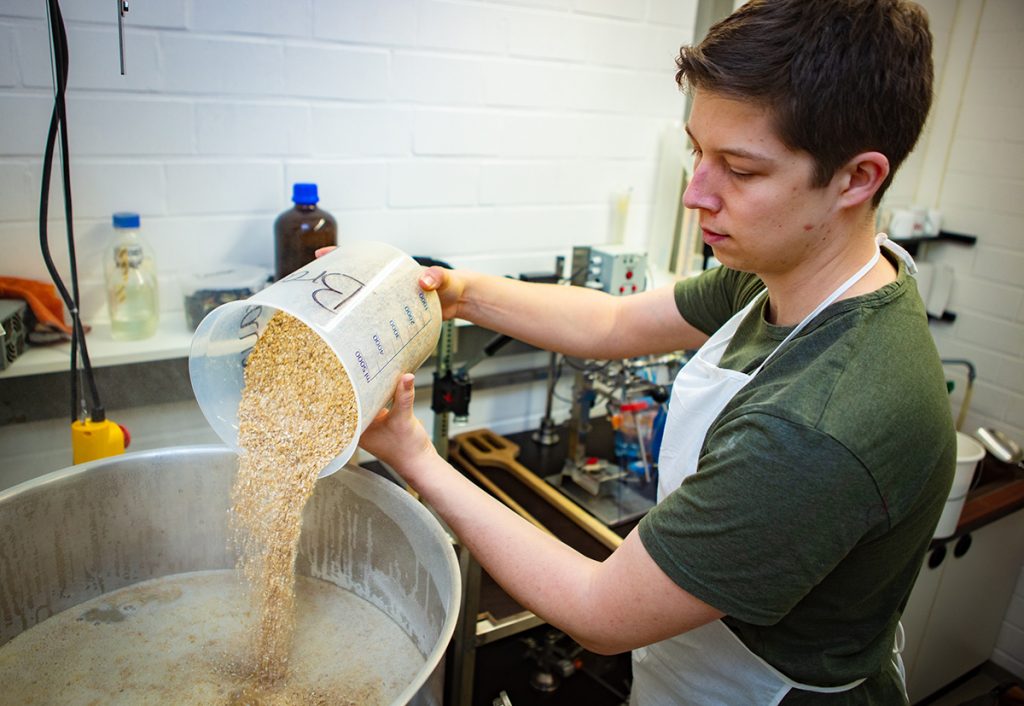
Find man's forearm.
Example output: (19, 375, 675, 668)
(455, 272, 625, 358)
(399, 449, 620, 645)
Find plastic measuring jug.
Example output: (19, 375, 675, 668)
(188, 240, 441, 476)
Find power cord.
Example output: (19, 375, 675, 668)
(40, 0, 105, 424)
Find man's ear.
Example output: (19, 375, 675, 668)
(836, 151, 890, 209)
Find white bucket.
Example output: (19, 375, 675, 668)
(188, 241, 441, 477)
(932, 431, 986, 539)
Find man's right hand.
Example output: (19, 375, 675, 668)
(419, 265, 465, 321)
(317, 246, 465, 322)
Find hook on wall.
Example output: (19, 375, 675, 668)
(116, 0, 128, 75)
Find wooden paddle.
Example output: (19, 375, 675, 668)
(450, 440, 554, 537)
(453, 429, 623, 550)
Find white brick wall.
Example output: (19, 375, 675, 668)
(911, 0, 1024, 445)
(1, 0, 695, 301)
(899, 0, 1024, 678)
(0, 0, 695, 478)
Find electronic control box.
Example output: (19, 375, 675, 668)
(589, 245, 647, 296)
(0, 298, 27, 370)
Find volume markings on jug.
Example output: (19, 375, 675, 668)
(357, 303, 435, 384)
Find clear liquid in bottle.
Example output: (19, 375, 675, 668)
(105, 212, 159, 340)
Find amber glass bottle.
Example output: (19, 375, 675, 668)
(273, 183, 337, 280)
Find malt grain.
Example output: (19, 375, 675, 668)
(232, 311, 358, 687)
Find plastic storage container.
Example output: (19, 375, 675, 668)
(104, 212, 158, 340)
(189, 241, 440, 477)
(180, 265, 270, 331)
(274, 183, 337, 281)
(613, 399, 658, 478)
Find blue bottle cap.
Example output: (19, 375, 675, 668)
(292, 183, 319, 205)
(112, 212, 140, 228)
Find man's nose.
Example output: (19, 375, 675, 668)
(683, 164, 720, 213)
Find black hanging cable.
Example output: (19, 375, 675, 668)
(40, 0, 104, 423)
(54, 2, 98, 421)
(51, 0, 83, 419)
(41, 0, 80, 421)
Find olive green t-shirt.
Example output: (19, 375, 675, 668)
(637, 256, 956, 704)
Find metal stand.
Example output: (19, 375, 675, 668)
(546, 364, 657, 527)
(563, 369, 594, 470)
(425, 317, 480, 706)
(532, 351, 560, 446)
(547, 473, 654, 527)
(432, 319, 456, 460)
(447, 543, 482, 706)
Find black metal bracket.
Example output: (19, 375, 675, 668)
(893, 229, 978, 325)
(431, 370, 471, 417)
(891, 229, 978, 254)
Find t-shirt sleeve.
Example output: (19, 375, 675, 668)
(638, 411, 886, 626)
(674, 266, 765, 336)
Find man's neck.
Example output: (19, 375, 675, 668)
(759, 222, 896, 326)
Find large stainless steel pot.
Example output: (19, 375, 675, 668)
(0, 445, 460, 705)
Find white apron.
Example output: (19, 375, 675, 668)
(635, 234, 914, 705)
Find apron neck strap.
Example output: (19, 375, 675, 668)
(754, 234, 897, 374)
(878, 233, 918, 274)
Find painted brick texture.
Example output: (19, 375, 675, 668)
(1, 0, 694, 306)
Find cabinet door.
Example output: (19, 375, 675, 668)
(901, 547, 945, 682)
(907, 511, 1024, 702)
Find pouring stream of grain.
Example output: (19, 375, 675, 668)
(233, 311, 358, 686)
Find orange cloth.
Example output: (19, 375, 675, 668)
(0, 277, 73, 334)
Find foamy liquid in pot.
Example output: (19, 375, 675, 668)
(0, 570, 423, 705)
(0, 313, 422, 703)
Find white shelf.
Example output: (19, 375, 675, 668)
(1, 313, 194, 379)
(1, 266, 688, 381)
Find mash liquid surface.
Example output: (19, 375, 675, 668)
(0, 570, 424, 705)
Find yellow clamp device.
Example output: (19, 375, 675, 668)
(71, 417, 130, 464)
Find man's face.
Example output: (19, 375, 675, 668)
(683, 89, 842, 277)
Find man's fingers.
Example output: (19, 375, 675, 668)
(419, 266, 445, 291)
(315, 246, 337, 258)
(395, 373, 416, 410)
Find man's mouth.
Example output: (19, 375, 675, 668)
(702, 228, 728, 245)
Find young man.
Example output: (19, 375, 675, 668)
(358, 1, 955, 702)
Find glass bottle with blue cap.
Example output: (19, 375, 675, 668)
(274, 183, 337, 281)
(104, 211, 158, 340)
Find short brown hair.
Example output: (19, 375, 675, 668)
(676, 0, 933, 206)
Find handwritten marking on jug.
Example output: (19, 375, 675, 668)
(280, 268, 367, 314)
(236, 304, 264, 363)
(239, 305, 262, 338)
